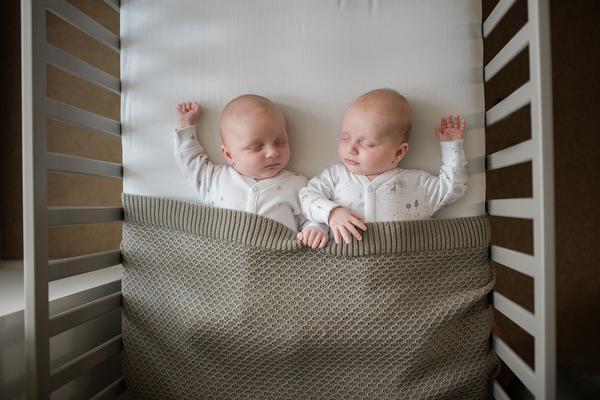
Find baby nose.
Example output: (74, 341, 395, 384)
(265, 147, 279, 158)
(348, 143, 358, 155)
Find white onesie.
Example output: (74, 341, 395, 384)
(174, 126, 315, 232)
(300, 140, 467, 227)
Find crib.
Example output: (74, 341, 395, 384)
(15, 0, 557, 398)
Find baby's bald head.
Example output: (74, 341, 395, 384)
(220, 94, 284, 144)
(350, 88, 412, 143)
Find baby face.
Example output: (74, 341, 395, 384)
(338, 104, 409, 179)
(221, 108, 290, 180)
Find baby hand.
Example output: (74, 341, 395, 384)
(297, 227, 328, 249)
(328, 207, 367, 245)
(177, 101, 202, 130)
(435, 113, 465, 141)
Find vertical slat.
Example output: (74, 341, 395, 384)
(493, 335, 537, 394)
(46, 0, 120, 52)
(487, 198, 534, 219)
(90, 377, 126, 400)
(22, 0, 50, 398)
(103, 0, 120, 14)
(493, 292, 537, 336)
(490, 245, 536, 278)
(486, 81, 531, 126)
(483, 0, 517, 38)
(493, 381, 511, 400)
(484, 23, 530, 82)
(528, 0, 556, 398)
(486, 139, 533, 170)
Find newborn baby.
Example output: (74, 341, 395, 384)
(299, 88, 467, 246)
(174, 95, 323, 236)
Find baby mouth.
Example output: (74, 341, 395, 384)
(344, 159, 359, 166)
(265, 163, 281, 168)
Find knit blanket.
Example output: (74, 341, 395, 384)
(121, 194, 497, 399)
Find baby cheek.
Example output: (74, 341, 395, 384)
(337, 143, 346, 158)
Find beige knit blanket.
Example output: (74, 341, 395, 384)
(121, 194, 497, 399)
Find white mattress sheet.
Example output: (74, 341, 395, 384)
(121, 0, 485, 218)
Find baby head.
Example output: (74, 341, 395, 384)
(339, 88, 412, 179)
(220, 94, 290, 180)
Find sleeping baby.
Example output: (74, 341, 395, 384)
(174, 95, 323, 241)
(298, 88, 467, 246)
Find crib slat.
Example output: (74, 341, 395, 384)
(45, 43, 120, 94)
(49, 334, 122, 392)
(102, 0, 120, 14)
(483, 0, 517, 38)
(46, 98, 121, 137)
(493, 381, 511, 400)
(485, 23, 529, 82)
(491, 245, 536, 278)
(47, 152, 123, 179)
(488, 198, 533, 219)
(493, 292, 536, 336)
(90, 377, 126, 400)
(48, 206, 123, 226)
(48, 292, 122, 336)
(46, 0, 120, 52)
(486, 139, 533, 171)
(486, 81, 531, 126)
(49, 250, 122, 281)
(493, 335, 537, 396)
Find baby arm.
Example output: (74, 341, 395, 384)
(421, 114, 468, 214)
(174, 102, 218, 197)
(299, 169, 366, 245)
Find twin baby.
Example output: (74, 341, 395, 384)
(174, 89, 467, 248)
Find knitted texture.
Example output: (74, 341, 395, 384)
(121, 194, 498, 399)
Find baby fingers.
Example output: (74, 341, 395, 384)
(338, 226, 352, 244)
(350, 216, 367, 231)
(345, 222, 362, 241)
(318, 234, 328, 248)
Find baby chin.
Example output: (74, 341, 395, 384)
(254, 164, 285, 180)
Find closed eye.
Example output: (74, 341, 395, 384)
(274, 138, 288, 147)
(246, 144, 263, 151)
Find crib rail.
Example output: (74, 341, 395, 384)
(22, 0, 125, 398)
(45, 43, 120, 94)
(46, 0, 120, 52)
(49, 250, 122, 281)
(483, 0, 555, 399)
(46, 98, 121, 136)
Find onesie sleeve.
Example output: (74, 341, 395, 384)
(173, 126, 218, 200)
(419, 139, 468, 215)
(299, 167, 341, 225)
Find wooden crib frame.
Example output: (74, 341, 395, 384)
(20, 0, 555, 398)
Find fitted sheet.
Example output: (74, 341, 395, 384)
(121, 0, 485, 218)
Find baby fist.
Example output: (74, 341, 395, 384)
(177, 101, 202, 130)
(435, 113, 465, 141)
(297, 227, 328, 249)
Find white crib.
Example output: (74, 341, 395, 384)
(16, 0, 555, 398)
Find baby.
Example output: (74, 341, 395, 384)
(298, 88, 467, 246)
(174, 95, 324, 241)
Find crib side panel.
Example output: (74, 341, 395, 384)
(21, 0, 127, 399)
(482, 0, 555, 398)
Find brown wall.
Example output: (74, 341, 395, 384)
(550, 0, 600, 375)
(0, 0, 23, 259)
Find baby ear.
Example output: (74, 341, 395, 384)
(220, 144, 234, 165)
(395, 142, 410, 162)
